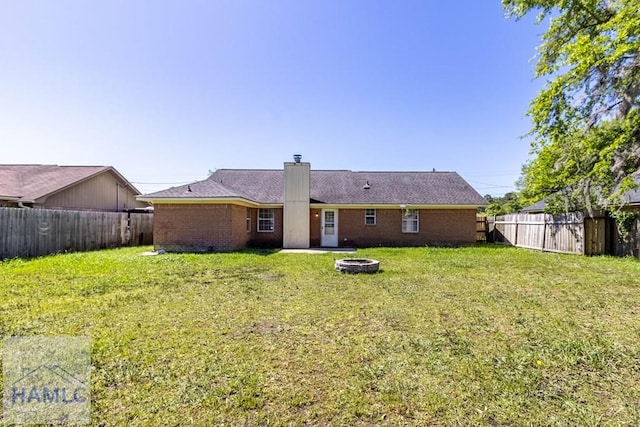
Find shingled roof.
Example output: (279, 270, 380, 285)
(0, 165, 141, 202)
(141, 169, 487, 206)
(521, 184, 640, 213)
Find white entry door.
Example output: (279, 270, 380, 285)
(321, 209, 338, 247)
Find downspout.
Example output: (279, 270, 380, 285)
(116, 183, 120, 212)
(17, 201, 32, 209)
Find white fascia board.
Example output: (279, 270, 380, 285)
(136, 197, 262, 207)
(254, 204, 284, 208)
(308, 203, 482, 209)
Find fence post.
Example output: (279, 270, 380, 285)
(484, 216, 488, 242)
(582, 215, 587, 255)
(541, 215, 547, 251)
(493, 216, 497, 243)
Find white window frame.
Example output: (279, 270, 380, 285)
(258, 208, 275, 232)
(246, 208, 252, 233)
(402, 209, 419, 233)
(364, 208, 376, 225)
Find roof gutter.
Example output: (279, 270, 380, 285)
(0, 196, 32, 208)
(136, 197, 262, 207)
(309, 203, 486, 209)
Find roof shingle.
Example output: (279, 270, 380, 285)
(142, 169, 487, 206)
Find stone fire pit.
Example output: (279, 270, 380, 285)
(335, 258, 380, 274)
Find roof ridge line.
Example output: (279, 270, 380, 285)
(350, 170, 456, 173)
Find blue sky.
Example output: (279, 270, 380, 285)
(1, 1, 545, 196)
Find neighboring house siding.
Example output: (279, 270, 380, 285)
(321, 208, 477, 247)
(42, 172, 147, 211)
(154, 204, 241, 252)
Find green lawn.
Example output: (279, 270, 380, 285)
(1, 245, 639, 426)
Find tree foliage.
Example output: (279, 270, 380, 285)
(482, 192, 523, 215)
(504, 0, 640, 214)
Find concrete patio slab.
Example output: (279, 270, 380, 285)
(279, 248, 356, 254)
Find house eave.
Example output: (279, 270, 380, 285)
(137, 197, 263, 207)
(309, 203, 484, 209)
(138, 198, 484, 210)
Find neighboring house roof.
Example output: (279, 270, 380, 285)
(521, 182, 640, 213)
(0, 165, 142, 203)
(622, 186, 640, 205)
(141, 169, 487, 206)
(520, 199, 548, 213)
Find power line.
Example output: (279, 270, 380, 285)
(463, 170, 521, 176)
(467, 179, 514, 188)
(131, 181, 192, 185)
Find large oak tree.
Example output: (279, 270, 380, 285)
(504, 0, 640, 215)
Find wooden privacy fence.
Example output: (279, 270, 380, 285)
(486, 213, 606, 256)
(476, 214, 487, 242)
(0, 208, 153, 259)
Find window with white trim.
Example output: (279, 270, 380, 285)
(402, 209, 419, 233)
(258, 208, 274, 232)
(365, 208, 376, 225)
(246, 208, 252, 233)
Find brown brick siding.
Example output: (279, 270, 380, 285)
(421, 209, 477, 243)
(230, 205, 252, 250)
(248, 208, 284, 248)
(155, 204, 475, 252)
(310, 210, 322, 247)
(154, 204, 247, 252)
(320, 208, 477, 247)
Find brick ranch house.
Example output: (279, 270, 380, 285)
(138, 157, 487, 252)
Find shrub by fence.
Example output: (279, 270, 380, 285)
(0, 208, 153, 259)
